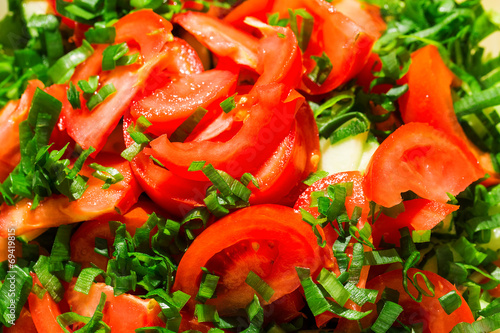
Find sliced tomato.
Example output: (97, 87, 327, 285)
(361, 268, 474, 332)
(173, 204, 333, 316)
(174, 11, 260, 69)
(398, 44, 499, 186)
(364, 122, 484, 208)
(371, 199, 459, 247)
(131, 69, 238, 136)
(70, 198, 160, 270)
(62, 10, 174, 155)
(3, 307, 37, 333)
(0, 154, 142, 237)
(148, 83, 303, 181)
(65, 280, 163, 332)
(28, 275, 68, 333)
(329, 0, 386, 39)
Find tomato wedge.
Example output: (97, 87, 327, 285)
(65, 280, 163, 332)
(3, 307, 37, 333)
(62, 10, 174, 155)
(371, 199, 459, 247)
(28, 275, 67, 333)
(131, 69, 238, 136)
(361, 268, 474, 332)
(398, 44, 499, 185)
(0, 154, 142, 237)
(173, 204, 333, 316)
(364, 122, 484, 207)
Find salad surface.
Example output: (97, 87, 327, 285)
(0, 0, 500, 332)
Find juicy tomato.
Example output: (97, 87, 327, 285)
(0, 154, 142, 237)
(224, 0, 376, 94)
(174, 11, 260, 69)
(361, 268, 474, 332)
(131, 69, 238, 136)
(3, 307, 37, 333)
(70, 199, 161, 270)
(173, 204, 333, 317)
(62, 10, 174, 155)
(329, 0, 386, 38)
(398, 44, 500, 186)
(371, 199, 459, 247)
(148, 83, 303, 181)
(65, 280, 163, 332)
(28, 275, 68, 333)
(364, 122, 484, 208)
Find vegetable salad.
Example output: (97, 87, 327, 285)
(0, 0, 500, 332)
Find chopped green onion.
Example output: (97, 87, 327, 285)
(94, 237, 109, 258)
(371, 301, 403, 333)
(344, 282, 378, 306)
(33, 255, 65, 303)
(245, 271, 275, 302)
(102, 42, 129, 71)
(439, 291, 462, 315)
(308, 52, 332, 85)
(49, 225, 73, 272)
(287, 8, 314, 52)
(89, 162, 123, 189)
(0, 266, 32, 327)
(317, 268, 350, 307)
(348, 243, 364, 284)
(303, 170, 329, 186)
(67, 82, 81, 109)
(170, 107, 208, 142)
(220, 94, 237, 113)
(48, 40, 94, 84)
(296, 267, 330, 316)
(195, 304, 220, 323)
(196, 271, 219, 303)
(87, 83, 116, 111)
(74, 268, 104, 295)
(240, 173, 259, 188)
(364, 249, 403, 266)
(85, 26, 116, 44)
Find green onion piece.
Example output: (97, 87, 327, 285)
(188, 160, 206, 172)
(317, 268, 350, 307)
(196, 271, 219, 303)
(87, 83, 116, 111)
(116, 53, 139, 67)
(303, 170, 329, 186)
(48, 40, 94, 84)
(296, 267, 330, 316)
(288, 8, 314, 52)
(204, 191, 230, 217)
(220, 94, 237, 113)
(412, 230, 431, 243)
(201, 164, 232, 197)
(326, 299, 372, 320)
(121, 142, 147, 162)
(170, 107, 208, 143)
(451, 313, 500, 333)
(348, 243, 365, 284)
(308, 52, 332, 85)
(27, 88, 63, 144)
(371, 301, 403, 333)
(0, 266, 32, 326)
(94, 237, 109, 258)
(245, 271, 275, 302)
(49, 225, 73, 272)
(74, 268, 104, 295)
(67, 82, 81, 109)
(102, 42, 129, 71)
(195, 304, 220, 323)
(89, 162, 123, 189)
(240, 173, 259, 188)
(78, 75, 99, 96)
(33, 255, 65, 303)
(245, 294, 265, 332)
(364, 249, 403, 266)
(454, 86, 500, 116)
(85, 26, 116, 44)
(135, 328, 176, 333)
(344, 282, 378, 306)
(453, 236, 487, 266)
(439, 291, 462, 315)
(267, 12, 289, 27)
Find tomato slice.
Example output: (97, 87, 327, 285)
(371, 199, 459, 247)
(62, 10, 174, 155)
(3, 307, 37, 333)
(148, 83, 303, 181)
(131, 69, 238, 136)
(173, 204, 333, 317)
(28, 275, 67, 333)
(174, 11, 260, 69)
(0, 154, 142, 237)
(65, 280, 163, 332)
(329, 0, 386, 39)
(364, 122, 484, 207)
(361, 268, 474, 332)
(398, 44, 499, 186)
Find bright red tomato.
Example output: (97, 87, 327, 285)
(398, 44, 500, 186)
(361, 268, 474, 332)
(0, 154, 142, 237)
(371, 199, 459, 247)
(364, 122, 484, 208)
(3, 308, 37, 333)
(65, 280, 163, 332)
(62, 10, 174, 155)
(173, 204, 333, 317)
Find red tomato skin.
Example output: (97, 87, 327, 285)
(0, 154, 142, 237)
(131, 69, 238, 136)
(362, 268, 474, 333)
(3, 307, 37, 333)
(28, 275, 67, 333)
(174, 11, 260, 69)
(65, 280, 163, 332)
(364, 122, 484, 208)
(398, 44, 500, 186)
(173, 204, 333, 317)
(371, 199, 459, 247)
